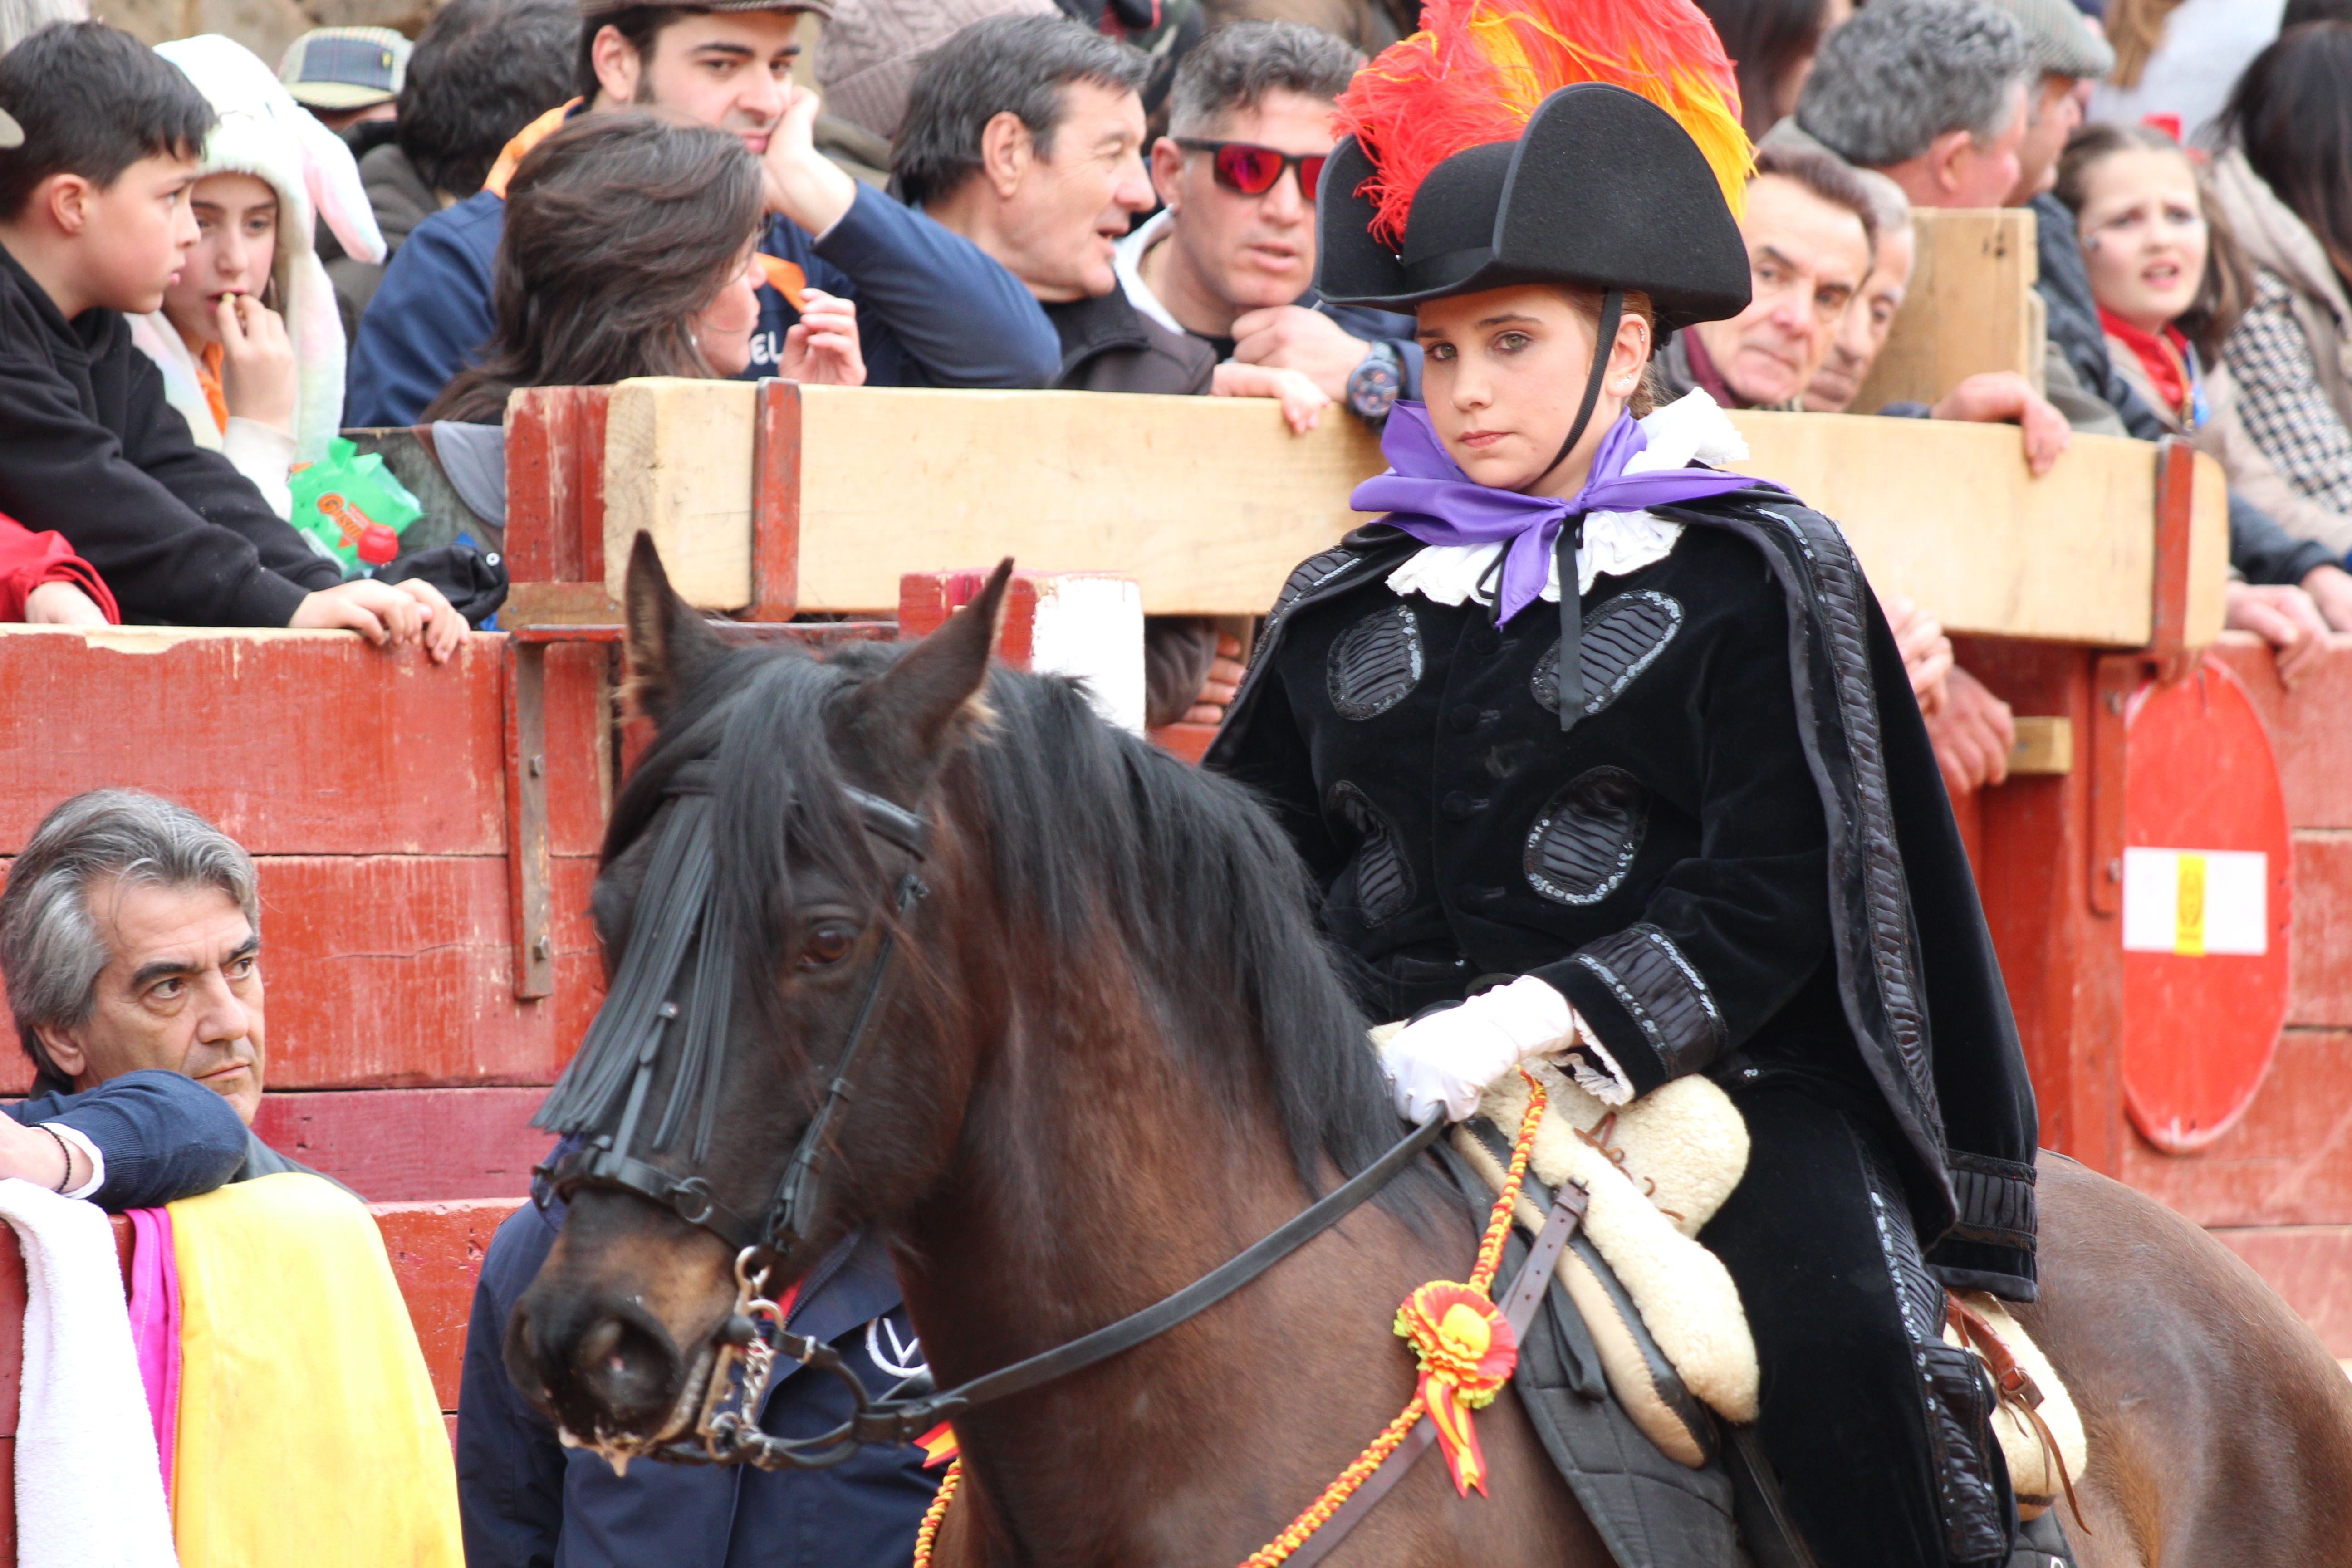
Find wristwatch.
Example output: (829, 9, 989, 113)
(1346, 340, 1404, 421)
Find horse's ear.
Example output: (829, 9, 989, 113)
(852, 559, 1011, 775)
(622, 531, 729, 730)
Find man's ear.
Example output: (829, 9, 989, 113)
(31, 1024, 88, 1088)
(843, 560, 1012, 789)
(622, 532, 730, 729)
(980, 111, 1033, 198)
(1148, 137, 1186, 210)
(1924, 127, 1975, 199)
(589, 24, 642, 108)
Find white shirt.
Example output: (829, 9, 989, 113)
(1382, 388, 1752, 606)
(1112, 210, 1191, 340)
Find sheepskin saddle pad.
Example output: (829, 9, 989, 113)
(1446, 1060, 2087, 1516)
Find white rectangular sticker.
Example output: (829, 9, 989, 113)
(2121, 848, 2268, 956)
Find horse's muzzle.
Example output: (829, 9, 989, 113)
(504, 1284, 700, 1445)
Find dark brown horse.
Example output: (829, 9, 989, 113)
(507, 539, 2352, 1567)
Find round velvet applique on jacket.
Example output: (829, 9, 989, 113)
(1326, 779, 1415, 925)
(1523, 767, 1651, 906)
(1531, 590, 1684, 718)
(1326, 603, 1424, 719)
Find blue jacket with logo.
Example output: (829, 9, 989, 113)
(457, 1198, 937, 1568)
(348, 180, 1059, 428)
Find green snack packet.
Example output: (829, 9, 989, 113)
(287, 437, 424, 572)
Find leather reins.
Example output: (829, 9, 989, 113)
(538, 757, 930, 1260)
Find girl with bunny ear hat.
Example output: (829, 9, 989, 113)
(129, 34, 384, 519)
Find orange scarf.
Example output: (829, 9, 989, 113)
(194, 340, 229, 435)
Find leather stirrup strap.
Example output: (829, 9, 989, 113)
(1280, 1179, 1591, 1568)
(1544, 287, 1624, 727)
(1944, 1292, 2091, 1534)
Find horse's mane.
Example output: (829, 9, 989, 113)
(605, 640, 1411, 1200)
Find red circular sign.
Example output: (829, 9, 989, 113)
(2120, 657, 2293, 1154)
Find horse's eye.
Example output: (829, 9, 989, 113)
(799, 923, 857, 969)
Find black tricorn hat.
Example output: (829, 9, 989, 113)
(1315, 82, 1751, 329)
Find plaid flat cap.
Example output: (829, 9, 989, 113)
(279, 26, 412, 109)
(1986, 0, 2116, 80)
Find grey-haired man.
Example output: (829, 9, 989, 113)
(0, 789, 323, 1188)
(1794, 0, 2033, 210)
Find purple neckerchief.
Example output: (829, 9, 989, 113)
(1350, 402, 1780, 625)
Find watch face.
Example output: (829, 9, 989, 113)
(1348, 358, 1403, 419)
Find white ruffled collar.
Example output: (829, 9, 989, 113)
(1384, 390, 1749, 608)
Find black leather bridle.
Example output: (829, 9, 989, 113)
(535, 755, 931, 1260)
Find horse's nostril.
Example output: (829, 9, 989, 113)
(580, 1317, 628, 1375)
(570, 1312, 682, 1422)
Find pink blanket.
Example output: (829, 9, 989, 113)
(125, 1206, 181, 1500)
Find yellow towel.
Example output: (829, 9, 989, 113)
(171, 1173, 463, 1568)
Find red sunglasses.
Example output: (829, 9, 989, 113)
(1176, 138, 1328, 201)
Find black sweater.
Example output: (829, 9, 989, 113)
(0, 242, 341, 625)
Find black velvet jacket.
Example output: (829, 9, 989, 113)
(1206, 490, 2040, 1298)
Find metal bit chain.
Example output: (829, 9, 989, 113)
(698, 1248, 797, 1463)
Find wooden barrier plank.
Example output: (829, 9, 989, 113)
(599, 382, 2225, 648)
(2292, 831, 2352, 1030)
(253, 1088, 552, 1201)
(506, 387, 615, 625)
(0, 629, 609, 860)
(376, 1197, 527, 1410)
(2117, 1027, 2352, 1228)
(606, 382, 1385, 616)
(1950, 638, 2126, 1172)
(255, 855, 601, 1090)
(604, 379, 764, 609)
(1727, 415, 2227, 648)
(0, 627, 511, 855)
(1851, 209, 2044, 414)
(2209, 1225, 2352, 1359)
(0, 855, 603, 1097)
(2210, 635, 2352, 829)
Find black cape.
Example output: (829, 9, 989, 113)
(1206, 489, 2038, 1298)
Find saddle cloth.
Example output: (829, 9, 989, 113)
(1450, 1059, 2087, 1516)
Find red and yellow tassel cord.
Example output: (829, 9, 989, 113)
(1237, 1070, 1548, 1563)
(911, 1457, 962, 1568)
(907, 1072, 1549, 1568)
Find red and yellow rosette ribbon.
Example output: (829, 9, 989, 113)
(1393, 1280, 1519, 1495)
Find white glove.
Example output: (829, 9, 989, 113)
(1378, 975, 1580, 1124)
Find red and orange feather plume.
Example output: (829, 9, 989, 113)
(1335, 0, 1753, 248)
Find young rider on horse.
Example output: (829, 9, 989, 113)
(1207, 4, 2043, 1564)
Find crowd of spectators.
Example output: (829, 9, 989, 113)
(0, 0, 2345, 723)
(4, 0, 2352, 1561)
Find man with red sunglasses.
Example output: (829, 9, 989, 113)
(1115, 20, 1421, 423)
